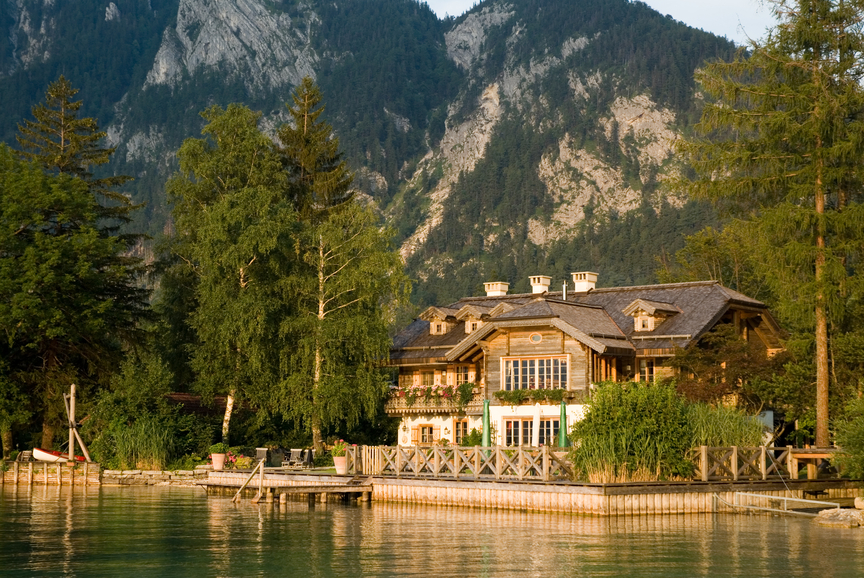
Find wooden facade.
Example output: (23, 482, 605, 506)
(386, 276, 785, 445)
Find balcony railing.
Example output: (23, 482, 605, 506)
(384, 392, 486, 414)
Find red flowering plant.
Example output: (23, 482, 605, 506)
(331, 439, 349, 457)
(399, 382, 476, 409)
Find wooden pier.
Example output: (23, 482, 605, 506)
(196, 469, 860, 516)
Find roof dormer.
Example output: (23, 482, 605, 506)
(622, 299, 680, 332)
(455, 305, 491, 334)
(419, 306, 459, 335)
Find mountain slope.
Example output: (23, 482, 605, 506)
(0, 0, 734, 304)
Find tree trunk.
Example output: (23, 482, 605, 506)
(41, 420, 56, 450)
(814, 140, 829, 448)
(1, 428, 12, 460)
(311, 233, 326, 455)
(222, 388, 236, 446)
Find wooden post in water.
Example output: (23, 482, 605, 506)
(761, 446, 767, 480)
(67, 383, 76, 464)
(28, 462, 33, 486)
(732, 446, 739, 481)
(13, 461, 19, 485)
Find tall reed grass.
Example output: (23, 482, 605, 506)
(113, 416, 174, 470)
(569, 382, 767, 483)
(687, 403, 765, 447)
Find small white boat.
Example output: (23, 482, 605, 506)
(32, 448, 86, 463)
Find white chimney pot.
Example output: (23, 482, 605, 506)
(530, 275, 552, 294)
(484, 281, 509, 297)
(571, 271, 598, 292)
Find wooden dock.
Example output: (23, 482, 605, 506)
(197, 470, 860, 515)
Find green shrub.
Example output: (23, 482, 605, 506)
(209, 442, 229, 454)
(834, 397, 864, 479)
(460, 428, 484, 446)
(568, 381, 694, 482)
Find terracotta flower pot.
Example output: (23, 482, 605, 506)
(211, 453, 227, 471)
(333, 455, 348, 475)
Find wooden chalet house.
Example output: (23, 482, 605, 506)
(386, 272, 784, 447)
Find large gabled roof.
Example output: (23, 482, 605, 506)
(568, 280, 768, 350)
(445, 298, 633, 361)
(390, 280, 780, 363)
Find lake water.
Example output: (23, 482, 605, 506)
(2, 485, 863, 577)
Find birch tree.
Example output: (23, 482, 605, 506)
(278, 201, 409, 452)
(167, 104, 295, 445)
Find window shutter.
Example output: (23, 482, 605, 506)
(411, 427, 419, 444)
(433, 426, 441, 441)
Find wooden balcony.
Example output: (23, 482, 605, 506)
(384, 392, 486, 415)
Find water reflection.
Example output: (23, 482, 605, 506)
(3, 486, 864, 578)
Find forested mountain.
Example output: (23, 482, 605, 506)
(0, 0, 736, 305)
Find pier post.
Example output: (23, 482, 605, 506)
(28, 462, 33, 486)
(732, 446, 739, 481)
(13, 461, 19, 485)
(700, 446, 708, 482)
(761, 446, 767, 480)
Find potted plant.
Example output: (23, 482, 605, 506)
(331, 440, 349, 475)
(209, 443, 229, 471)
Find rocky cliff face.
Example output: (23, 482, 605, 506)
(145, 0, 318, 91)
(0, 0, 735, 303)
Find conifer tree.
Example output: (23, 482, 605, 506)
(676, 0, 864, 446)
(0, 145, 148, 449)
(17, 75, 137, 231)
(277, 77, 354, 221)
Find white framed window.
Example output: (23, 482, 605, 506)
(454, 419, 468, 445)
(503, 356, 568, 390)
(538, 418, 561, 446)
(505, 419, 533, 446)
(638, 359, 654, 382)
(455, 365, 470, 385)
(420, 371, 434, 387)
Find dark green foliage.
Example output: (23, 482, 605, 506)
(16, 76, 138, 232)
(313, 0, 462, 202)
(568, 381, 694, 481)
(167, 103, 295, 444)
(674, 0, 864, 446)
(834, 397, 864, 479)
(276, 200, 410, 451)
(277, 77, 354, 221)
(0, 0, 178, 144)
(669, 323, 788, 406)
(0, 143, 148, 447)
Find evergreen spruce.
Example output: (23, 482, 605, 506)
(277, 77, 354, 222)
(16, 75, 137, 232)
(676, 0, 864, 446)
(0, 144, 148, 449)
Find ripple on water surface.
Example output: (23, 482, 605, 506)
(2, 486, 863, 577)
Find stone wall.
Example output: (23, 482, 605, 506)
(101, 468, 208, 486)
